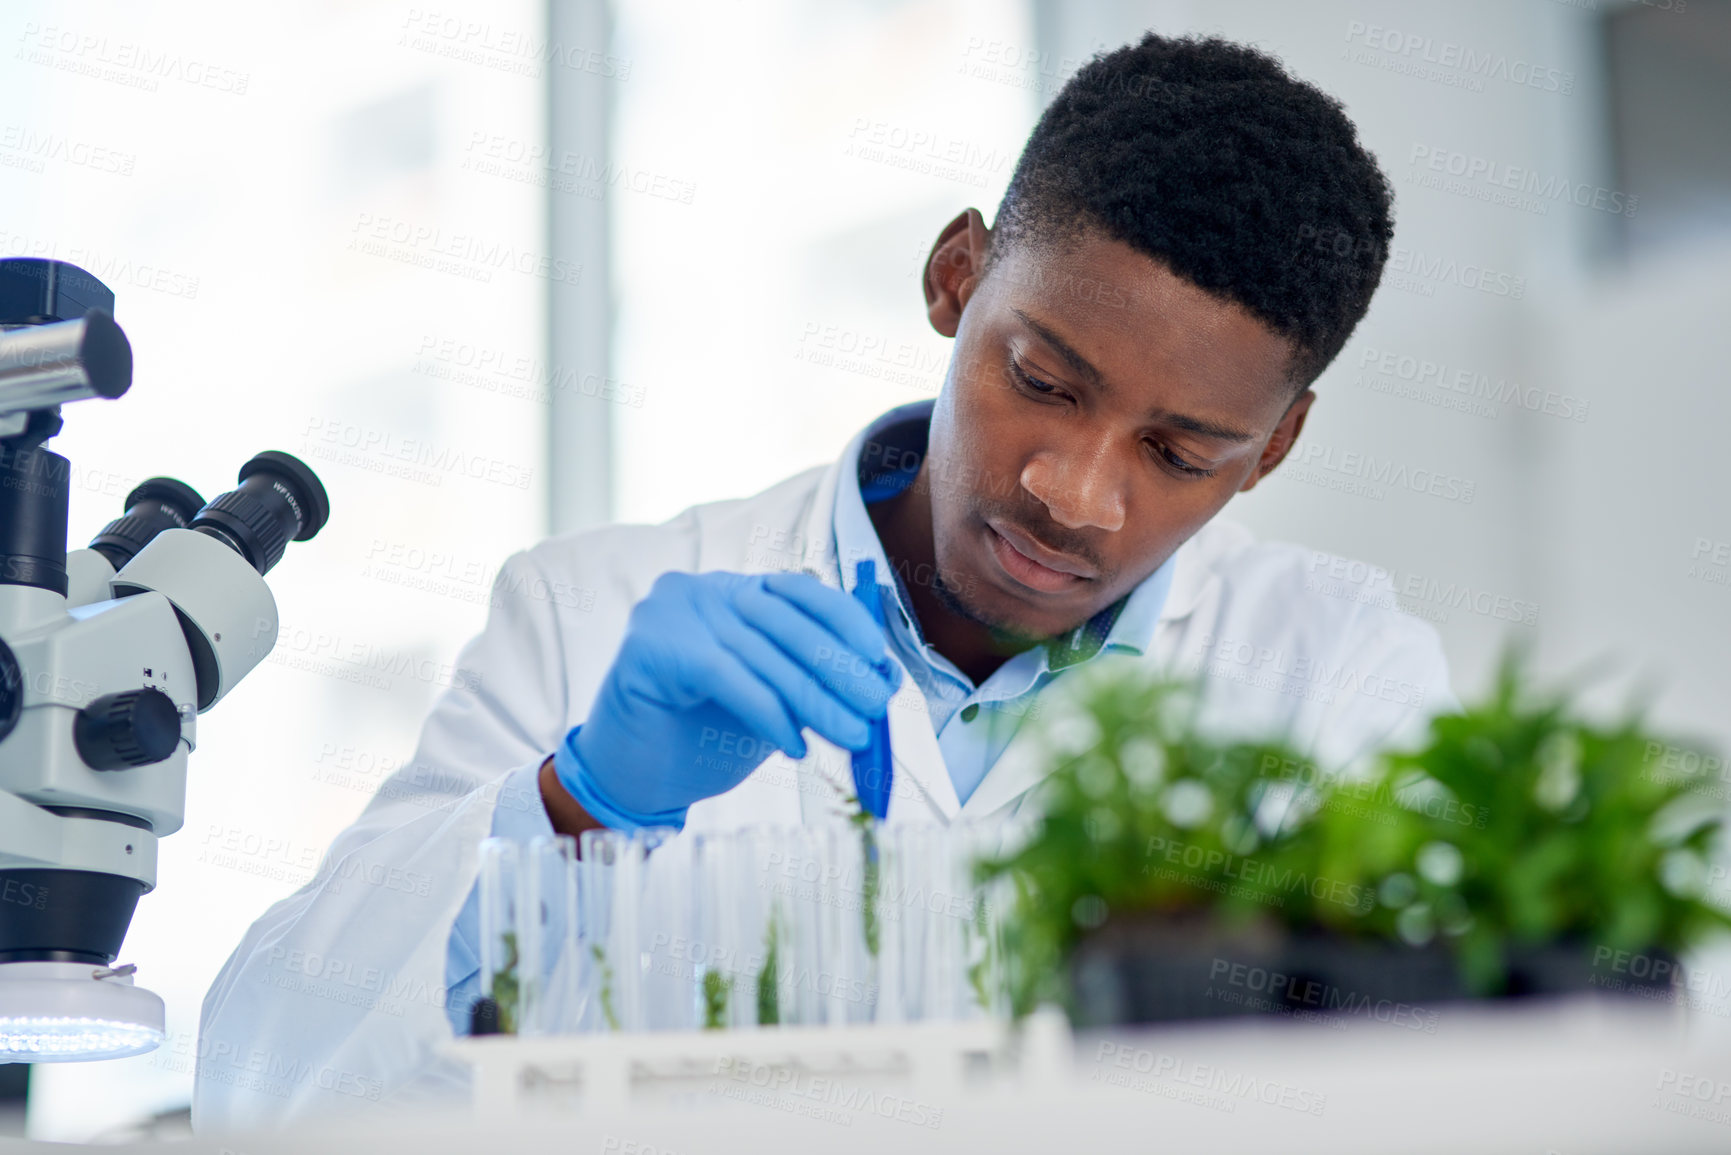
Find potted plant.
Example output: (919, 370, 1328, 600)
(976, 653, 1731, 1028)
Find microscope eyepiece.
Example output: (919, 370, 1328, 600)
(189, 450, 330, 575)
(88, 477, 206, 573)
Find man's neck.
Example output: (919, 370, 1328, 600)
(867, 467, 1028, 686)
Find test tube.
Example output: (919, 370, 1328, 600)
(874, 826, 909, 1024)
(728, 826, 773, 1031)
(929, 824, 967, 1022)
(638, 830, 696, 1031)
(955, 819, 1013, 1021)
(742, 825, 819, 1028)
(814, 820, 880, 1025)
(710, 828, 779, 1030)
(613, 833, 644, 1034)
(521, 835, 580, 1035)
(883, 823, 963, 1024)
(577, 828, 626, 1032)
(690, 830, 738, 1030)
(615, 826, 680, 1033)
(770, 825, 823, 1027)
(477, 837, 525, 1034)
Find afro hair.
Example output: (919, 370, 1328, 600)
(991, 32, 1395, 387)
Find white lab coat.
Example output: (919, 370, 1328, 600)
(194, 419, 1455, 1130)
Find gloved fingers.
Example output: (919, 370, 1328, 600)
(707, 605, 873, 753)
(731, 580, 900, 718)
(757, 571, 896, 667)
(687, 639, 812, 762)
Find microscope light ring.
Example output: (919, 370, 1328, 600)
(0, 961, 164, 1063)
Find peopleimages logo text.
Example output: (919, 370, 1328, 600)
(1344, 22, 1575, 93)
(1409, 145, 1636, 217)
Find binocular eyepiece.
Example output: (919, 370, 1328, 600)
(91, 451, 330, 578)
(187, 450, 331, 576)
(2, 450, 330, 598)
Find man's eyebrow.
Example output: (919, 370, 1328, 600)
(1163, 413, 1258, 443)
(1011, 307, 1258, 444)
(1012, 308, 1102, 385)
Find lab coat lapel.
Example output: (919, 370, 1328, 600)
(772, 432, 960, 825)
(884, 657, 960, 822)
(788, 666, 962, 826)
(956, 702, 1049, 821)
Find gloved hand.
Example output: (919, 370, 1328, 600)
(553, 570, 903, 831)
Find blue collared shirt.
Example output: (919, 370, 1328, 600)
(443, 399, 1176, 1033)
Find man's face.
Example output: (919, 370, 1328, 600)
(921, 219, 1310, 644)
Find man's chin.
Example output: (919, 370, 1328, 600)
(930, 564, 1078, 650)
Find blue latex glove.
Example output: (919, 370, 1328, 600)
(554, 570, 903, 831)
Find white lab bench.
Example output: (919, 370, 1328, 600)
(8, 996, 1730, 1154)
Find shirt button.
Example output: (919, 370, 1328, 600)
(960, 704, 979, 723)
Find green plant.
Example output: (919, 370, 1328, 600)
(965, 893, 998, 1013)
(852, 811, 882, 961)
(975, 668, 1307, 1014)
(489, 931, 521, 1034)
(976, 653, 1731, 1015)
(701, 968, 731, 1030)
(590, 942, 620, 1031)
(1306, 654, 1731, 992)
(833, 785, 882, 960)
(757, 910, 782, 1025)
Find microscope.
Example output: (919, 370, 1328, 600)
(0, 259, 329, 1062)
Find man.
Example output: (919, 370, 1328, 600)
(196, 33, 1450, 1129)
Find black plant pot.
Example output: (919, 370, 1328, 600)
(1068, 915, 1681, 1029)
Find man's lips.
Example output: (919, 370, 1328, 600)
(985, 518, 1098, 592)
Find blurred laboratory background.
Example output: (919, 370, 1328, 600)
(3, 0, 1728, 1140)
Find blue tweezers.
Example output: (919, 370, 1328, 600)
(849, 558, 894, 821)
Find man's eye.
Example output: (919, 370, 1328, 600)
(1149, 442, 1214, 478)
(1010, 360, 1059, 395)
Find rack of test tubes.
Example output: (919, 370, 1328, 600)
(470, 820, 1018, 1037)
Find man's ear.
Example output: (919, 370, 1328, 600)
(924, 208, 990, 338)
(1239, 388, 1316, 493)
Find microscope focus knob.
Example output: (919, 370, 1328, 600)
(74, 688, 182, 770)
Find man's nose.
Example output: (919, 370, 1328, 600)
(1020, 444, 1126, 532)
